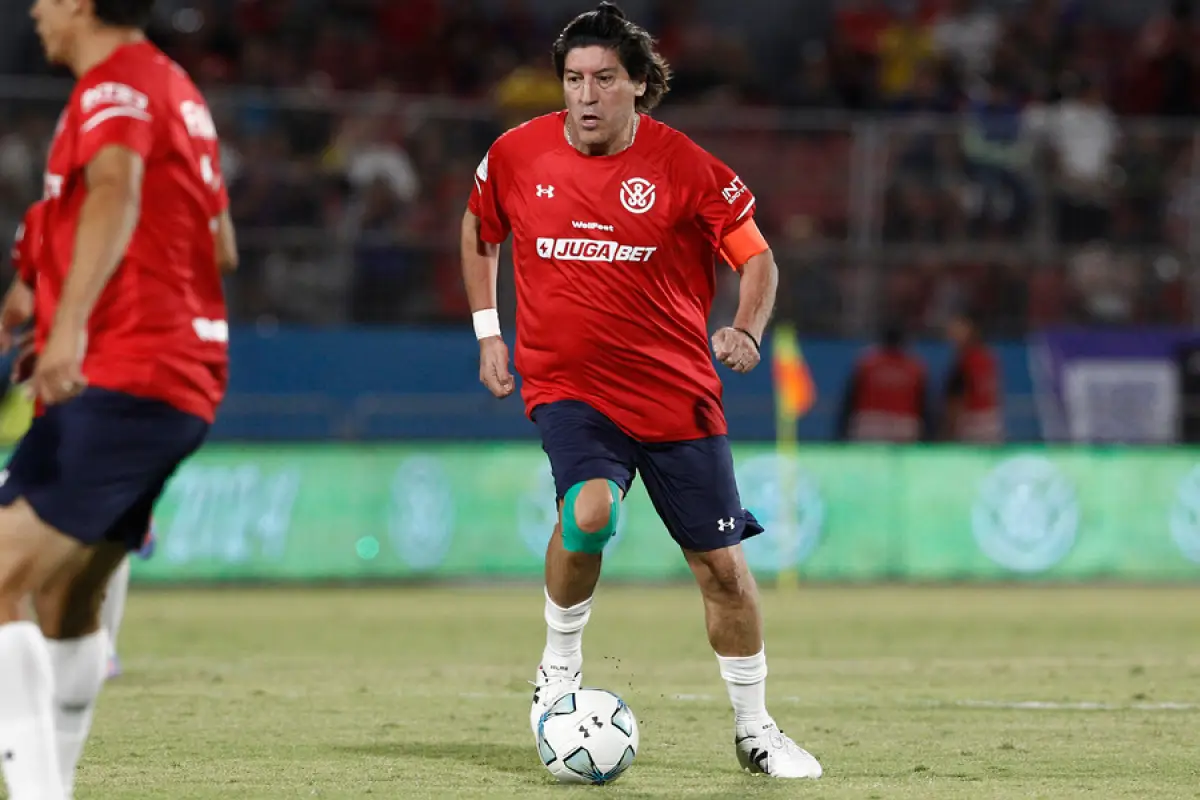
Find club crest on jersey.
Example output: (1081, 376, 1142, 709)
(619, 177, 656, 214)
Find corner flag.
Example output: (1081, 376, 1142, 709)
(770, 323, 815, 590)
(771, 323, 816, 426)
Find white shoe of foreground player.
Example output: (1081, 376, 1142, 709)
(529, 660, 582, 736)
(734, 719, 823, 779)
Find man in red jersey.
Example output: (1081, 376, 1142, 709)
(462, 3, 821, 781)
(836, 323, 931, 442)
(4, 201, 199, 685)
(941, 310, 1003, 442)
(4, 200, 142, 683)
(0, 2, 231, 797)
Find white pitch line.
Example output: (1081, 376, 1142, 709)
(953, 700, 1199, 711)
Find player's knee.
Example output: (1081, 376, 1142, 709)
(561, 479, 622, 553)
(572, 480, 617, 533)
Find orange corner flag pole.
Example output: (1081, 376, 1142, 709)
(771, 323, 815, 590)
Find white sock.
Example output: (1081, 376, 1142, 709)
(716, 647, 771, 726)
(542, 588, 591, 664)
(99, 557, 131, 658)
(0, 621, 65, 800)
(45, 631, 108, 797)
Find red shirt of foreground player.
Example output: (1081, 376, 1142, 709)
(11, 202, 45, 288)
(468, 110, 759, 441)
(40, 41, 229, 422)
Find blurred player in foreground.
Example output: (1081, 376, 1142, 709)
(463, 2, 821, 780)
(3, 201, 159, 682)
(0, 1, 232, 797)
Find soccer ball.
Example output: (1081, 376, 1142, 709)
(535, 688, 639, 785)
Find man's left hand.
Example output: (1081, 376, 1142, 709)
(712, 327, 760, 374)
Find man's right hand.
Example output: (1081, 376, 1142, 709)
(10, 330, 35, 385)
(479, 336, 515, 398)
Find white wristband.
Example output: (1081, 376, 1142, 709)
(473, 308, 501, 340)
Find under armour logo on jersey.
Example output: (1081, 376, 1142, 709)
(619, 177, 656, 214)
(718, 517, 735, 532)
(536, 184, 555, 198)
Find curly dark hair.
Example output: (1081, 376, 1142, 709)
(93, 0, 155, 29)
(551, 2, 672, 112)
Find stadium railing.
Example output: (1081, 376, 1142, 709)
(1, 80, 1197, 334)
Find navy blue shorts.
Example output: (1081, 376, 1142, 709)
(0, 387, 209, 550)
(532, 400, 763, 552)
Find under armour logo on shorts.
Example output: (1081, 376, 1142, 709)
(717, 517, 735, 532)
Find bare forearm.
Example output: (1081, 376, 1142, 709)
(215, 208, 238, 273)
(56, 185, 139, 331)
(1, 277, 33, 330)
(461, 211, 500, 312)
(732, 249, 778, 342)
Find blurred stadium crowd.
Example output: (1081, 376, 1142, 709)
(1, 0, 1199, 335)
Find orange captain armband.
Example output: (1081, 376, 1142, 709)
(719, 219, 769, 270)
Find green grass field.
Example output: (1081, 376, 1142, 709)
(69, 585, 1200, 798)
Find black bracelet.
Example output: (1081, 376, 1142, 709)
(734, 327, 760, 353)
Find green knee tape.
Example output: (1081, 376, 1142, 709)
(561, 479, 621, 554)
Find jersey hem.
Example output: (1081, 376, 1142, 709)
(523, 391, 727, 444)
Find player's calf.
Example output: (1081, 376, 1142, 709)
(684, 544, 823, 779)
(531, 479, 622, 737)
(0, 499, 86, 800)
(100, 556, 132, 680)
(33, 542, 125, 799)
(685, 543, 764, 661)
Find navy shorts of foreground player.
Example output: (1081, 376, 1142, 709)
(0, 387, 209, 550)
(533, 400, 763, 552)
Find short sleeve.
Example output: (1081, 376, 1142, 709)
(74, 79, 155, 168)
(688, 146, 757, 250)
(466, 145, 511, 244)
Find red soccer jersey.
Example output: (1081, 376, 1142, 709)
(468, 111, 757, 442)
(40, 41, 229, 422)
(11, 201, 45, 287)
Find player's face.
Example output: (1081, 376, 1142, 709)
(562, 46, 646, 154)
(946, 318, 970, 347)
(30, 0, 78, 65)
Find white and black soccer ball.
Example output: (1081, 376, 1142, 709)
(535, 688, 639, 785)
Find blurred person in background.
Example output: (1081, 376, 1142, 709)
(494, 52, 566, 129)
(1124, 0, 1197, 118)
(836, 322, 930, 442)
(961, 72, 1033, 236)
(876, 0, 935, 101)
(1038, 72, 1120, 244)
(940, 309, 1003, 442)
(930, 0, 1001, 92)
(463, 2, 821, 781)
